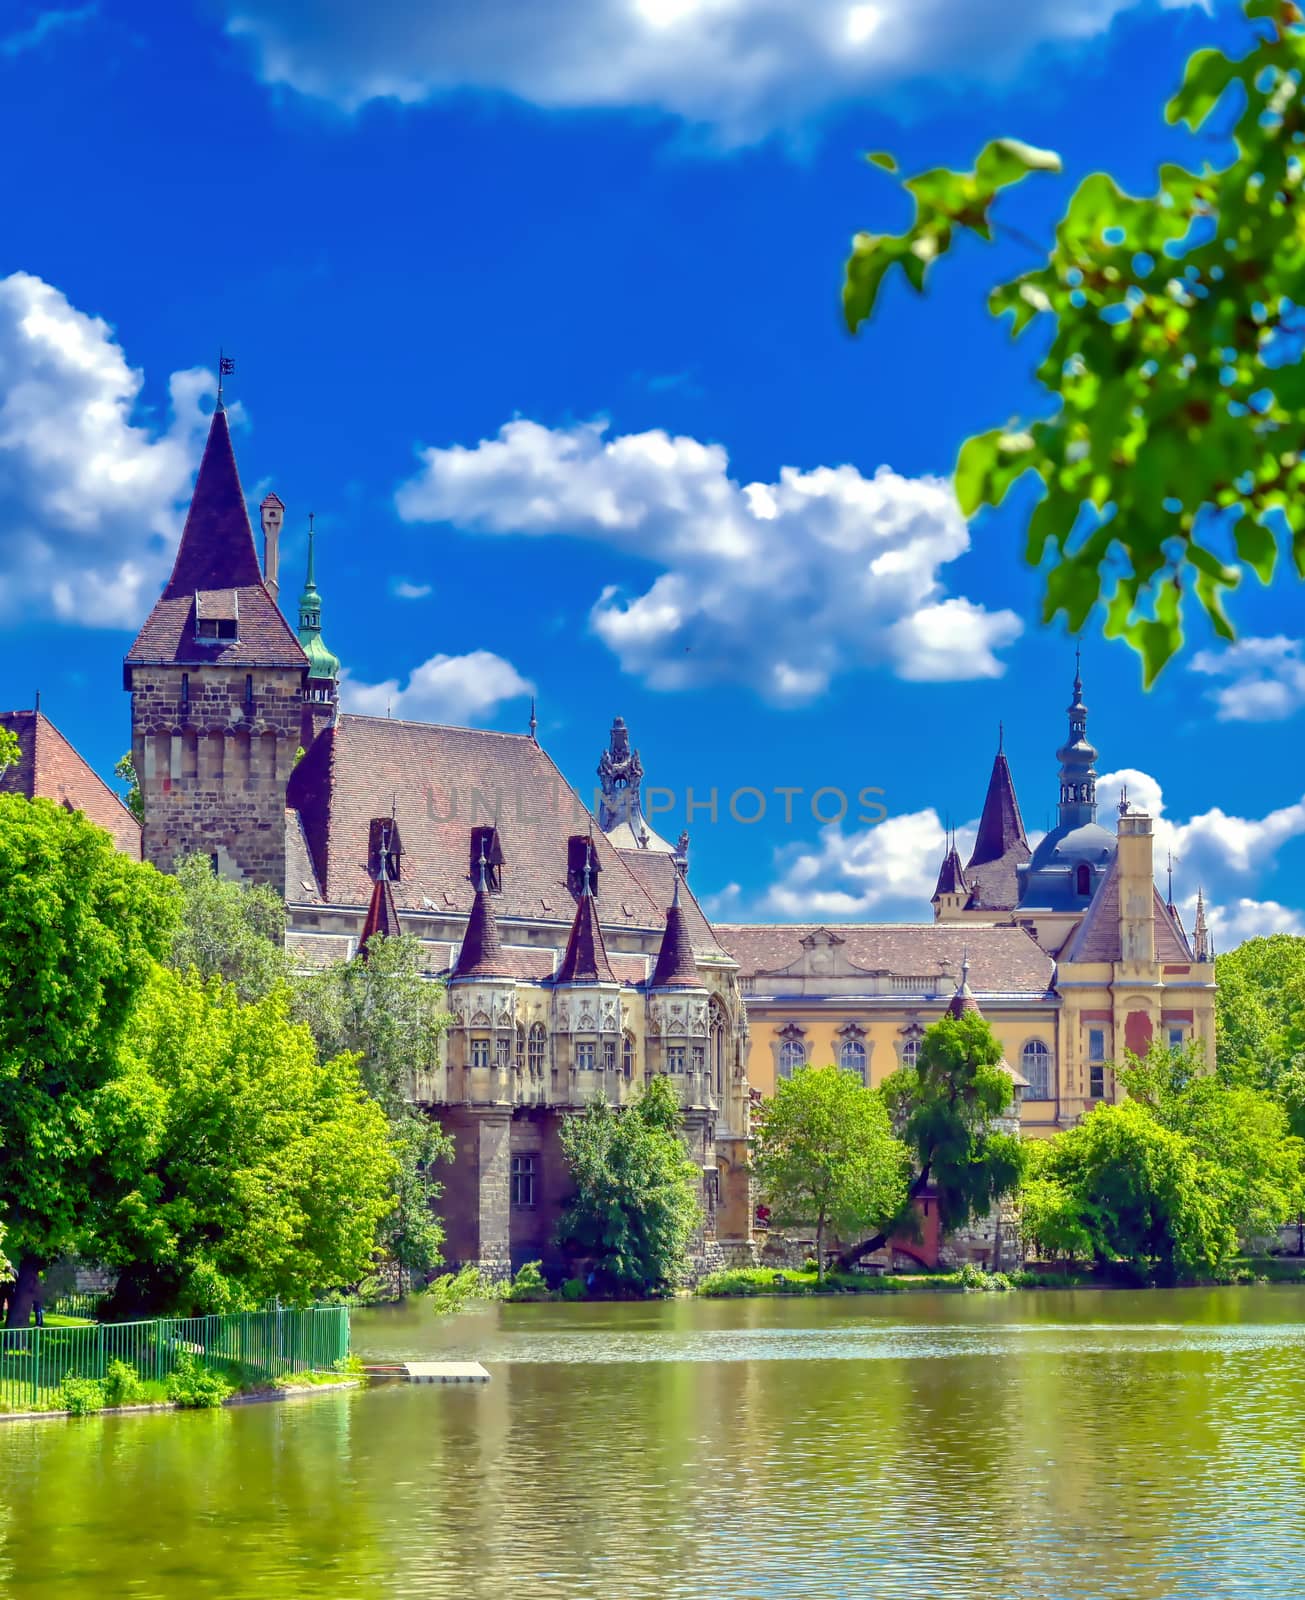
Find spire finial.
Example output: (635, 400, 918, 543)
(477, 835, 489, 893)
(1118, 784, 1130, 818)
(529, 696, 537, 741)
(961, 945, 970, 987)
(671, 867, 682, 909)
(581, 838, 593, 897)
(1074, 637, 1082, 692)
(998, 719, 1004, 754)
(1166, 850, 1174, 906)
(377, 820, 391, 882)
(216, 348, 234, 412)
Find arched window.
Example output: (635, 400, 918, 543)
(709, 998, 728, 1098)
(901, 1037, 921, 1068)
(622, 1031, 635, 1079)
(840, 1039, 868, 1084)
(1076, 863, 1091, 896)
(515, 1023, 525, 1072)
(778, 1040, 805, 1080)
(1021, 1039, 1051, 1099)
(527, 1023, 546, 1077)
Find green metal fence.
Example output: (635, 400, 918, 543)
(0, 1306, 350, 1412)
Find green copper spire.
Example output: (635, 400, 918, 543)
(297, 514, 341, 683)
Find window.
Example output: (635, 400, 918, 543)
(840, 1039, 868, 1084)
(528, 1023, 546, 1076)
(1089, 1063, 1106, 1100)
(511, 1153, 536, 1209)
(1076, 863, 1092, 896)
(180, 672, 189, 707)
(692, 1045, 705, 1076)
(1168, 1027, 1185, 1052)
(495, 1036, 512, 1070)
(1088, 1028, 1106, 1062)
(196, 617, 237, 641)
(622, 1032, 635, 1079)
(603, 1039, 617, 1073)
(577, 1042, 596, 1070)
(471, 1037, 490, 1069)
(709, 1000, 727, 1098)
(778, 1040, 804, 1080)
(1021, 1039, 1051, 1099)
(901, 1038, 921, 1068)
(667, 1046, 686, 1073)
(469, 826, 503, 894)
(516, 1024, 525, 1072)
(244, 673, 254, 707)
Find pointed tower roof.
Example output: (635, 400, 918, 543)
(454, 839, 509, 979)
(650, 872, 701, 989)
(946, 951, 982, 1018)
(125, 406, 306, 673)
(1193, 887, 1211, 963)
(968, 732, 1028, 869)
(297, 515, 341, 683)
(359, 825, 401, 956)
(555, 845, 616, 985)
(932, 837, 968, 901)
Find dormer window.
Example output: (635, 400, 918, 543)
(369, 816, 402, 882)
(470, 825, 503, 893)
(567, 834, 600, 897)
(196, 617, 237, 640)
(195, 589, 239, 642)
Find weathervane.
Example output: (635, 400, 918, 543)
(216, 348, 235, 409)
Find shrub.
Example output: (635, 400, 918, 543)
(333, 1354, 367, 1378)
(104, 1360, 146, 1406)
(56, 1375, 107, 1416)
(503, 1261, 552, 1303)
(166, 1354, 232, 1409)
(957, 1261, 1012, 1291)
(425, 1264, 500, 1315)
(559, 1276, 587, 1302)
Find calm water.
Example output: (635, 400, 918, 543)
(2, 1288, 1303, 1599)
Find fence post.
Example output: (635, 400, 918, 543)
(30, 1326, 40, 1410)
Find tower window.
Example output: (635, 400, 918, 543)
(577, 1042, 596, 1071)
(667, 1045, 686, 1072)
(1076, 863, 1091, 896)
(195, 617, 238, 640)
(622, 1031, 635, 1079)
(511, 1153, 536, 1210)
(244, 674, 255, 707)
(470, 1038, 490, 1069)
(528, 1023, 547, 1076)
(180, 672, 189, 707)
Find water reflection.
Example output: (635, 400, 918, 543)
(0, 1288, 1301, 1599)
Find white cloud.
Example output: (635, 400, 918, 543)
(391, 577, 432, 600)
(1186, 893, 1304, 947)
(395, 418, 1021, 702)
(1189, 636, 1305, 722)
(0, 271, 211, 628)
(341, 650, 534, 725)
(222, 0, 1207, 141)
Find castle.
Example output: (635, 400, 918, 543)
(11, 395, 1205, 1276)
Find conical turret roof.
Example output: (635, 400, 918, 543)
(163, 406, 265, 597)
(555, 850, 615, 985)
(454, 843, 509, 979)
(968, 743, 1028, 869)
(650, 874, 701, 989)
(359, 830, 401, 956)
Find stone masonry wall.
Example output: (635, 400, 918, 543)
(130, 663, 303, 887)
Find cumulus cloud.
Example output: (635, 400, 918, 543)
(391, 577, 433, 600)
(222, 0, 1208, 140)
(1189, 636, 1305, 722)
(0, 271, 211, 628)
(395, 418, 1021, 702)
(341, 650, 534, 725)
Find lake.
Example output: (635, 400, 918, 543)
(2, 1287, 1303, 1599)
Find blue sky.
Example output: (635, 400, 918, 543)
(1, 0, 1302, 941)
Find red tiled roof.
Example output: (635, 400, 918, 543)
(968, 749, 1028, 867)
(286, 715, 675, 929)
(359, 871, 402, 953)
(454, 886, 509, 979)
(714, 923, 1055, 997)
(125, 409, 305, 673)
(617, 847, 726, 959)
(650, 882, 701, 989)
(1061, 855, 1194, 964)
(932, 845, 967, 900)
(0, 710, 141, 858)
(555, 886, 616, 984)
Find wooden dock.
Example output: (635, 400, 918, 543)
(361, 1361, 490, 1384)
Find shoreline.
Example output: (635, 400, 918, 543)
(0, 1376, 362, 1425)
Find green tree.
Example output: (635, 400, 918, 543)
(838, 1009, 1025, 1269)
(0, 726, 19, 777)
(1215, 934, 1305, 1137)
(751, 1064, 909, 1281)
(840, 0, 1305, 680)
(115, 751, 143, 823)
(556, 1075, 703, 1295)
(293, 933, 454, 1291)
(168, 853, 288, 1002)
(94, 967, 396, 1316)
(0, 795, 179, 1325)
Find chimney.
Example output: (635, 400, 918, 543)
(1116, 811, 1155, 968)
(260, 492, 284, 601)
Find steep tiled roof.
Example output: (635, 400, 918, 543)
(962, 747, 1031, 910)
(125, 409, 305, 672)
(714, 923, 1055, 997)
(650, 879, 702, 989)
(1061, 855, 1194, 964)
(454, 885, 509, 979)
(617, 848, 727, 960)
(932, 845, 967, 900)
(286, 715, 674, 929)
(359, 871, 401, 953)
(555, 881, 616, 985)
(0, 710, 141, 857)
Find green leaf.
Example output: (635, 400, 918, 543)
(1166, 47, 1240, 132)
(1234, 516, 1279, 584)
(866, 151, 898, 172)
(974, 138, 1063, 190)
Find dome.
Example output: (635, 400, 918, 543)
(300, 628, 341, 682)
(1027, 820, 1116, 873)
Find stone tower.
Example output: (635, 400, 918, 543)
(124, 403, 307, 887)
